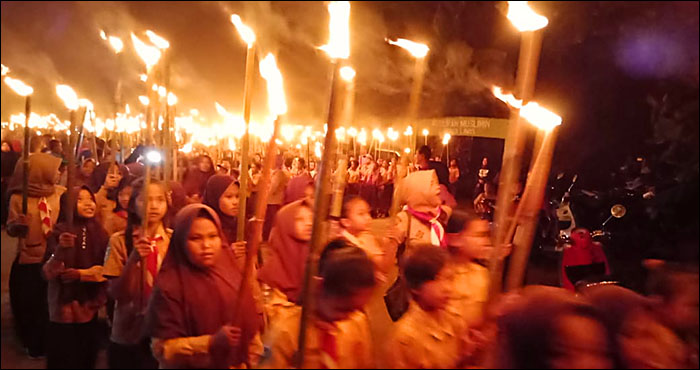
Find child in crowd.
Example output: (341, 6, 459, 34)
(495, 286, 613, 369)
(390, 170, 451, 254)
(103, 175, 134, 237)
(93, 162, 126, 231)
(258, 198, 314, 322)
(7, 152, 65, 358)
(387, 245, 470, 369)
(43, 186, 110, 368)
(145, 204, 263, 369)
(338, 196, 392, 280)
(261, 240, 376, 368)
(448, 219, 511, 326)
(102, 178, 171, 369)
(646, 263, 699, 368)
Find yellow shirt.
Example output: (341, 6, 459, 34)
(261, 306, 374, 369)
(451, 261, 489, 326)
(387, 301, 467, 369)
(102, 225, 172, 345)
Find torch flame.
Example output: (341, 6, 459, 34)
(78, 98, 93, 111)
(319, 1, 350, 60)
(140, 74, 148, 82)
(492, 86, 560, 131)
(99, 30, 107, 40)
(1, 64, 9, 77)
(386, 38, 429, 58)
(347, 127, 358, 137)
(131, 33, 162, 72)
(230, 14, 256, 47)
(158, 86, 167, 98)
(4, 76, 33, 96)
(492, 86, 523, 108)
(519, 102, 561, 131)
(138, 95, 150, 106)
(422, 128, 429, 136)
(145, 30, 170, 49)
(259, 53, 287, 117)
(507, 1, 549, 32)
(108, 36, 124, 53)
(167, 92, 177, 106)
(339, 66, 356, 82)
(56, 84, 79, 110)
(215, 102, 230, 117)
(442, 133, 451, 145)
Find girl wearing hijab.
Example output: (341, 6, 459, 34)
(7, 152, 65, 358)
(384, 170, 452, 321)
(43, 186, 109, 368)
(203, 175, 244, 253)
(145, 204, 263, 368)
(182, 155, 216, 204)
(102, 178, 171, 369)
(389, 170, 452, 255)
(258, 198, 314, 321)
(283, 172, 314, 205)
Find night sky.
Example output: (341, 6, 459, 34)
(1, 1, 698, 182)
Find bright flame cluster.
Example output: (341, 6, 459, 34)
(387, 38, 429, 58)
(320, 1, 351, 60)
(507, 1, 549, 32)
(492, 86, 561, 131)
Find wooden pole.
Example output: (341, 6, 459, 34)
(65, 109, 80, 228)
(21, 96, 30, 215)
(233, 116, 280, 320)
(505, 127, 558, 290)
(164, 61, 172, 182)
(487, 29, 544, 301)
(296, 61, 342, 369)
(408, 57, 426, 158)
(236, 44, 256, 242)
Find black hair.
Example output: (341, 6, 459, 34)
(298, 157, 307, 170)
(284, 156, 294, 169)
(340, 196, 368, 219)
(403, 245, 448, 290)
(112, 174, 135, 212)
(318, 239, 376, 297)
(418, 145, 432, 159)
(124, 177, 169, 254)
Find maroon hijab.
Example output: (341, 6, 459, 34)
(284, 172, 314, 205)
(182, 155, 216, 196)
(145, 204, 260, 368)
(258, 199, 311, 304)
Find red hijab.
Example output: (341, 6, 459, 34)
(145, 204, 261, 368)
(258, 199, 311, 304)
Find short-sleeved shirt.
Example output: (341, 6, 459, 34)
(388, 301, 466, 369)
(103, 225, 172, 345)
(261, 307, 373, 369)
(451, 261, 489, 326)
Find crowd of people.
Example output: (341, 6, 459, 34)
(0, 134, 697, 369)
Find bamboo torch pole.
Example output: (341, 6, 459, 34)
(230, 12, 258, 242)
(297, 3, 350, 366)
(487, 2, 548, 301)
(22, 96, 30, 215)
(236, 44, 256, 242)
(2, 76, 33, 216)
